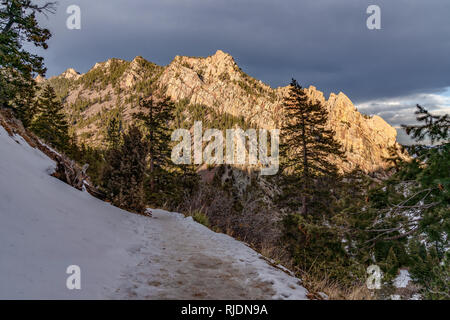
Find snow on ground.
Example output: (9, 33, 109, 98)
(0, 126, 308, 299)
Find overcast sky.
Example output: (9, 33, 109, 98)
(32, 0, 450, 144)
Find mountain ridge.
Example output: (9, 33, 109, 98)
(41, 50, 406, 172)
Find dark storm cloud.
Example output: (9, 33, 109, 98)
(34, 0, 450, 104)
(356, 90, 450, 144)
(357, 90, 450, 126)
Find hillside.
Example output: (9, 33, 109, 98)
(0, 113, 308, 299)
(43, 50, 405, 173)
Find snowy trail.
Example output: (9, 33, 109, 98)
(113, 210, 307, 299)
(0, 126, 307, 300)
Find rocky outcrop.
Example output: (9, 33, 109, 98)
(60, 68, 81, 80)
(304, 86, 403, 172)
(120, 56, 145, 89)
(158, 50, 280, 130)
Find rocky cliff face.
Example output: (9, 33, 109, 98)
(304, 86, 402, 172)
(157, 50, 404, 172)
(158, 50, 279, 130)
(42, 50, 404, 173)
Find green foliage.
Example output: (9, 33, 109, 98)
(192, 210, 209, 227)
(103, 125, 148, 214)
(71, 96, 91, 113)
(234, 69, 273, 99)
(331, 107, 450, 298)
(279, 79, 345, 216)
(76, 59, 130, 90)
(278, 79, 359, 286)
(47, 76, 73, 102)
(13, 86, 37, 127)
(282, 213, 365, 284)
(174, 98, 252, 131)
(181, 62, 192, 69)
(219, 71, 230, 82)
(402, 105, 449, 145)
(196, 68, 205, 81)
(106, 115, 122, 149)
(134, 95, 191, 207)
(134, 96, 174, 189)
(160, 161, 199, 209)
(408, 240, 449, 299)
(0, 0, 54, 122)
(67, 142, 106, 187)
(31, 84, 70, 151)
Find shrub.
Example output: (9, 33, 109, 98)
(192, 210, 210, 227)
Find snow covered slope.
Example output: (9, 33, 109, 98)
(0, 126, 308, 299)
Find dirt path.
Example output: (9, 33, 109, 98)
(112, 210, 308, 300)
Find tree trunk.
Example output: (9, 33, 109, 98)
(149, 106, 155, 192)
(301, 116, 308, 216)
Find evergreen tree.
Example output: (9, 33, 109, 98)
(31, 84, 70, 151)
(402, 104, 449, 145)
(106, 116, 122, 149)
(363, 107, 449, 247)
(0, 1, 54, 116)
(279, 79, 345, 216)
(339, 106, 449, 298)
(134, 95, 174, 203)
(14, 85, 37, 127)
(168, 162, 199, 208)
(103, 125, 148, 214)
(277, 79, 350, 283)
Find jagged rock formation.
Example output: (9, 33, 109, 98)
(304, 86, 402, 172)
(159, 50, 279, 130)
(58, 68, 81, 80)
(42, 50, 405, 172)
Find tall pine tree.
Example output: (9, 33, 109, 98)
(278, 80, 354, 283)
(106, 115, 122, 149)
(279, 79, 345, 216)
(103, 125, 148, 214)
(31, 84, 70, 151)
(134, 95, 174, 203)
